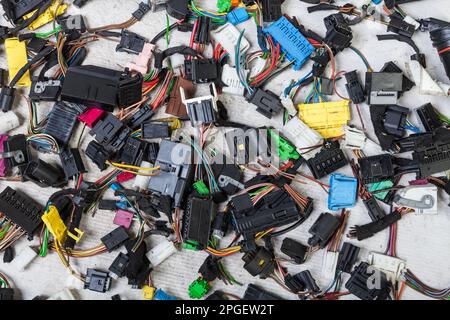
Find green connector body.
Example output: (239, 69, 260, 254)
(368, 180, 394, 201)
(189, 277, 210, 299)
(268, 129, 300, 161)
(217, 0, 231, 13)
(194, 180, 210, 196)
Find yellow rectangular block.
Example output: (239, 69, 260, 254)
(42, 206, 68, 244)
(5, 38, 32, 87)
(143, 285, 156, 300)
(298, 100, 351, 138)
(24, 0, 68, 31)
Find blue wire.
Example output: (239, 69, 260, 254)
(284, 71, 312, 97)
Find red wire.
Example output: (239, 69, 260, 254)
(438, 47, 450, 55)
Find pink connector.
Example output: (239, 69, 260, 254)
(0, 135, 9, 177)
(126, 43, 155, 74)
(117, 172, 135, 183)
(113, 209, 134, 230)
(78, 108, 105, 128)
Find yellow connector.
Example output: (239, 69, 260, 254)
(298, 100, 351, 138)
(143, 285, 156, 300)
(4, 38, 32, 87)
(42, 206, 84, 245)
(24, 0, 68, 31)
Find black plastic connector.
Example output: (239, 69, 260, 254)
(3, 247, 14, 263)
(306, 141, 348, 179)
(308, 213, 340, 248)
(101, 226, 129, 252)
(359, 154, 395, 185)
(90, 113, 125, 147)
(194, 16, 211, 45)
(132, 2, 151, 20)
(85, 141, 112, 171)
(2, 134, 31, 169)
(29, 79, 62, 101)
(349, 211, 402, 241)
(211, 210, 230, 238)
(0, 86, 16, 112)
(182, 196, 217, 249)
(109, 252, 129, 278)
(119, 137, 145, 165)
(246, 88, 283, 119)
(184, 59, 218, 84)
(166, 0, 189, 19)
(336, 242, 360, 274)
(363, 197, 386, 222)
(141, 122, 170, 139)
(294, 270, 321, 295)
(22, 160, 66, 188)
(387, 17, 415, 38)
(0, 288, 14, 300)
(84, 269, 112, 293)
(261, 0, 282, 22)
(60, 148, 86, 180)
(280, 237, 308, 264)
(324, 13, 353, 52)
(198, 256, 220, 282)
(345, 262, 391, 300)
(58, 15, 87, 33)
(0, 187, 43, 236)
(43, 102, 80, 146)
(416, 103, 443, 132)
(116, 30, 146, 54)
(242, 247, 276, 279)
(243, 284, 282, 300)
(345, 71, 365, 104)
(144, 142, 159, 163)
(61, 66, 143, 109)
(126, 104, 155, 130)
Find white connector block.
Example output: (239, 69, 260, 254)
(0, 112, 20, 133)
(146, 240, 177, 268)
(221, 64, 248, 96)
(14, 246, 38, 272)
(321, 251, 339, 280)
(210, 23, 250, 66)
(47, 288, 76, 300)
(280, 95, 297, 116)
(133, 161, 153, 190)
(281, 117, 323, 160)
(367, 252, 406, 282)
(342, 126, 367, 150)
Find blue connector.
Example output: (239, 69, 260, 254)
(227, 8, 250, 25)
(263, 16, 314, 70)
(372, 0, 382, 4)
(328, 174, 358, 211)
(154, 289, 177, 300)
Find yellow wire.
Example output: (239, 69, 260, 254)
(108, 162, 160, 171)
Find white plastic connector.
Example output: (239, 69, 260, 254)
(280, 95, 297, 116)
(342, 126, 367, 150)
(14, 246, 38, 272)
(321, 251, 339, 280)
(126, 43, 155, 74)
(180, 83, 218, 126)
(221, 64, 248, 96)
(403, 16, 421, 30)
(0, 112, 20, 133)
(367, 252, 406, 282)
(281, 117, 323, 160)
(210, 23, 250, 66)
(133, 161, 153, 190)
(47, 288, 76, 300)
(406, 61, 449, 96)
(393, 184, 438, 215)
(146, 240, 177, 268)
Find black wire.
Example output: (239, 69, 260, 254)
(10, 46, 55, 87)
(150, 22, 178, 45)
(7, 0, 54, 36)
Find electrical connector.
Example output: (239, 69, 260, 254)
(367, 252, 406, 282)
(126, 43, 155, 74)
(154, 289, 177, 300)
(0, 288, 14, 300)
(22, 159, 66, 188)
(306, 141, 348, 179)
(23, 0, 67, 31)
(416, 103, 443, 132)
(42, 205, 84, 245)
(113, 210, 134, 229)
(336, 242, 360, 274)
(182, 196, 217, 249)
(84, 269, 112, 293)
(328, 174, 358, 211)
(242, 246, 276, 279)
(280, 237, 308, 264)
(108, 252, 129, 279)
(281, 117, 323, 160)
(0, 86, 16, 112)
(324, 13, 353, 52)
(345, 70, 365, 104)
(166, 77, 193, 119)
(261, 0, 282, 22)
(29, 78, 62, 101)
(116, 30, 146, 55)
(387, 16, 415, 38)
(85, 140, 113, 171)
(211, 23, 250, 66)
(188, 277, 210, 299)
(43, 102, 81, 146)
(345, 262, 391, 300)
(227, 7, 250, 25)
(0, 111, 20, 133)
(308, 212, 341, 248)
(263, 16, 314, 70)
(247, 88, 283, 119)
(342, 126, 367, 150)
(5, 38, 32, 87)
(366, 72, 403, 105)
(184, 59, 218, 84)
(243, 284, 282, 300)
(298, 100, 351, 138)
(143, 285, 156, 300)
(146, 239, 177, 268)
(363, 197, 387, 222)
(181, 84, 218, 127)
(359, 154, 395, 185)
(100, 226, 129, 252)
(132, 2, 151, 20)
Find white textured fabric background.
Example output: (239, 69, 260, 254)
(0, 0, 449, 300)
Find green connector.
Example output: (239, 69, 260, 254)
(193, 180, 209, 196)
(368, 180, 394, 201)
(268, 129, 300, 161)
(217, 0, 231, 13)
(182, 241, 200, 251)
(188, 277, 210, 299)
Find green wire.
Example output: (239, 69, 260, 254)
(39, 228, 49, 257)
(0, 224, 11, 239)
(165, 14, 170, 48)
(35, 26, 62, 38)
